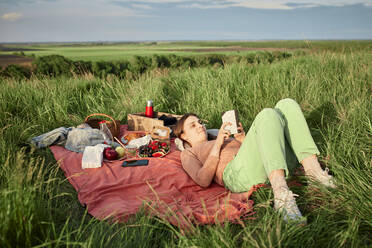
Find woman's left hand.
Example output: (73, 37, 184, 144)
(234, 122, 245, 143)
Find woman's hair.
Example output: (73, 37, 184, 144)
(173, 113, 200, 148)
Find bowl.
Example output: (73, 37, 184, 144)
(121, 132, 146, 145)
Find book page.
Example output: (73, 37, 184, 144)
(222, 110, 239, 134)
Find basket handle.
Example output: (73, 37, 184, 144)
(84, 113, 118, 130)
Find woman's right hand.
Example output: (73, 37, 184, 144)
(209, 122, 231, 158)
(215, 122, 232, 147)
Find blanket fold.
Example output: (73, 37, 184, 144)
(50, 125, 256, 228)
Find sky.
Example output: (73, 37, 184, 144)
(0, 0, 372, 42)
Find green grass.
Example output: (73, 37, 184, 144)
(1, 42, 252, 61)
(1, 40, 371, 61)
(0, 43, 371, 247)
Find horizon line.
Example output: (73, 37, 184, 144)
(1, 38, 372, 45)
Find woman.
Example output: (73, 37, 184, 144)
(174, 98, 335, 224)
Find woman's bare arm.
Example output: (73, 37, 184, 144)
(181, 122, 231, 188)
(181, 150, 219, 188)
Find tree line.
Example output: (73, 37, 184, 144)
(0, 51, 294, 80)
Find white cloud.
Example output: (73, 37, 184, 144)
(181, 1, 293, 9)
(232, 2, 293, 10)
(125, 0, 189, 3)
(166, 0, 372, 9)
(181, 3, 227, 9)
(179, 1, 291, 9)
(1, 12, 23, 21)
(5, 0, 152, 19)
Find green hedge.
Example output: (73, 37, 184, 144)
(0, 51, 293, 80)
(0, 64, 31, 80)
(33, 55, 73, 77)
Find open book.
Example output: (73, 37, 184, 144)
(222, 110, 239, 135)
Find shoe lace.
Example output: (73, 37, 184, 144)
(274, 188, 306, 224)
(314, 167, 336, 188)
(321, 167, 335, 180)
(275, 188, 299, 209)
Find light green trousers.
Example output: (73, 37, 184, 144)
(223, 98, 320, 193)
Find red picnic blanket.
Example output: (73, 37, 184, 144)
(50, 125, 257, 228)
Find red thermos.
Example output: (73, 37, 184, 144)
(145, 100, 153, 118)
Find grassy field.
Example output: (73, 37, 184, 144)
(0, 41, 371, 247)
(1, 40, 372, 62)
(0, 42, 261, 62)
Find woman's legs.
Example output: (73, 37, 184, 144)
(274, 98, 320, 162)
(253, 108, 306, 223)
(223, 108, 290, 193)
(223, 107, 305, 222)
(274, 98, 335, 188)
(224, 98, 334, 223)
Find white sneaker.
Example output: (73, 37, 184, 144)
(274, 188, 307, 225)
(308, 168, 336, 188)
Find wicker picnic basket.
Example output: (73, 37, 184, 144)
(84, 113, 121, 138)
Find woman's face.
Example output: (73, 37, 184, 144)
(181, 115, 207, 146)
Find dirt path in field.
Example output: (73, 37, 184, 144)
(164, 46, 305, 52)
(0, 55, 34, 68)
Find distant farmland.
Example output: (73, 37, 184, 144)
(1, 40, 371, 63)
